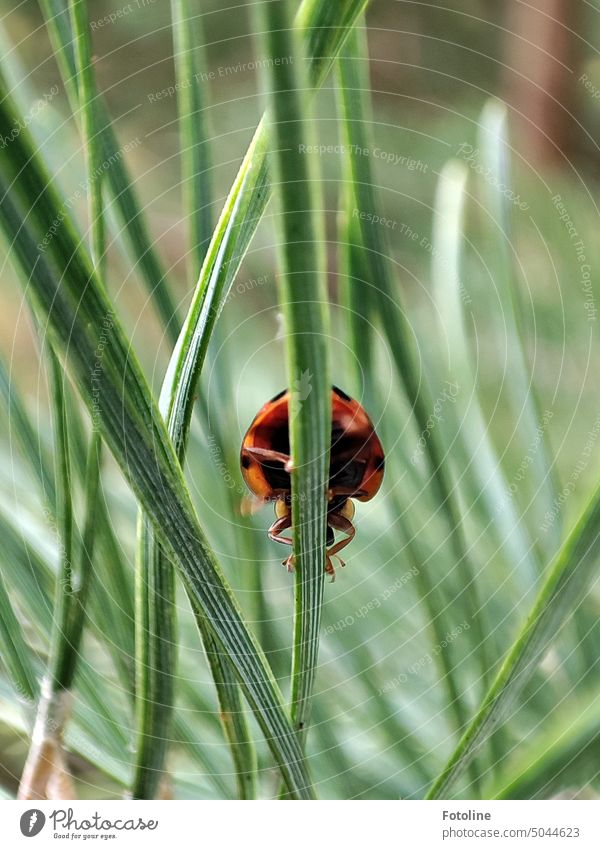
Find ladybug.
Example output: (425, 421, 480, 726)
(240, 386, 385, 580)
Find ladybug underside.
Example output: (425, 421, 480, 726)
(250, 423, 370, 497)
(240, 387, 384, 580)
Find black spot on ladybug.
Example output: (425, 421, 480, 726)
(375, 456, 385, 473)
(333, 385, 352, 402)
(269, 388, 287, 403)
(241, 454, 251, 469)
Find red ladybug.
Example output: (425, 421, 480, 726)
(240, 386, 385, 580)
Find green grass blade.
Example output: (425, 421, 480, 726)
(171, 0, 213, 274)
(44, 348, 75, 693)
(431, 161, 541, 591)
(488, 687, 600, 799)
(0, 97, 312, 800)
(59, 0, 103, 693)
(427, 480, 600, 798)
(38, 0, 180, 341)
(17, 344, 76, 799)
(298, 0, 370, 89)
(159, 0, 369, 445)
(336, 23, 375, 401)
(134, 132, 263, 790)
(132, 50, 260, 801)
(0, 568, 38, 703)
(337, 26, 490, 783)
(0, 506, 136, 789)
(0, 345, 134, 692)
(133, 515, 177, 799)
(68, 0, 104, 270)
(258, 0, 331, 748)
(161, 120, 269, 458)
(477, 100, 560, 557)
(192, 603, 257, 800)
(130, 0, 214, 799)
(66, 433, 101, 683)
(0, 355, 55, 506)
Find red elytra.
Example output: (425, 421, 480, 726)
(240, 386, 385, 580)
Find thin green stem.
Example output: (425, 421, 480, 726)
(0, 137, 314, 803)
(171, 0, 213, 274)
(38, 0, 179, 341)
(257, 0, 331, 754)
(46, 349, 74, 693)
(337, 28, 492, 762)
(428, 475, 600, 798)
(131, 2, 255, 802)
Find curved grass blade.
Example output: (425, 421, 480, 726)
(477, 100, 560, 558)
(0, 568, 38, 704)
(171, 0, 213, 274)
(67, 0, 105, 676)
(132, 45, 261, 801)
(37, 0, 180, 341)
(18, 347, 76, 800)
(0, 355, 55, 506)
(131, 0, 217, 798)
(0, 343, 134, 690)
(337, 26, 490, 785)
(0, 96, 312, 800)
(131, 1, 389, 793)
(431, 160, 540, 593)
(427, 478, 600, 798)
(297, 0, 370, 89)
(489, 687, 600, 799)
(159, 0, 370, 463)
(336, 23, 375, 402)
(190, 601, 256, 800)
(5, 0, 375, 800)
(258, 0, 331, 750)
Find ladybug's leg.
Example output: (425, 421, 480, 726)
(267, 514, 292, 545)
(267, 513, 295, 572)
(244, 446, 293, 472)
(326, 513, 356, 571)
(324, 551, 336, 582)
(327, 485, 367, 500)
